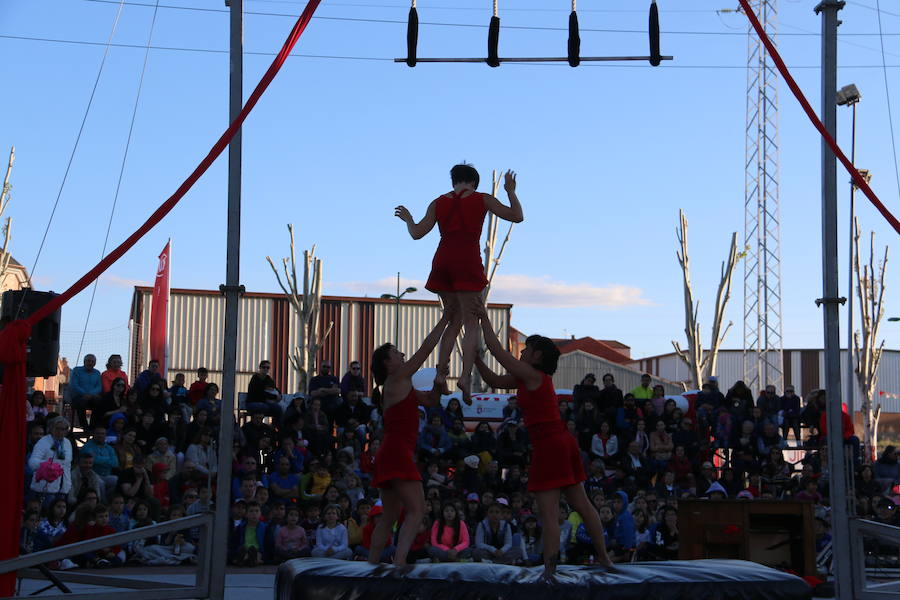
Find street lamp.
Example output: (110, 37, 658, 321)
(837, 83, 863, 414)
(381, 272, 417, 343)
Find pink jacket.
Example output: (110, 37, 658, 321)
(430, 520, 470, 552)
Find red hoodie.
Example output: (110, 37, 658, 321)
(819, 403, 854, 441)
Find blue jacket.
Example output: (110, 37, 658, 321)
(613, 491, 636, 549)
(229, 520, 273, 563)
(69, 366, 102, 399)
(81, 440, 119, 477)
(418, 425, 452, 456)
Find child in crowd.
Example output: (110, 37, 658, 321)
(312, 504, 352, 560)
(274, 507, 310, 561)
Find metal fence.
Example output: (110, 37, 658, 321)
(1, 512, 214, 600)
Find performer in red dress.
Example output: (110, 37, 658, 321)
(367, 311, 451, 566)
(394, 164, 523, 403)
(473, 301, 613, 577)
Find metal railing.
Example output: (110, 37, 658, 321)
(850, 518, 900, 600)
(0, 512, 214, 600)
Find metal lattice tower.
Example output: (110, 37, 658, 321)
(743, 0, 785, 393)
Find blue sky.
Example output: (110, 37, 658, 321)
(1, 0, 899, 367)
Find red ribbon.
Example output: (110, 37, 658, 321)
(738, 0, 900, 236)
(0, 1, 321, 593)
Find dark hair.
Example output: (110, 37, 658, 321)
(450, 163, 480, 188)
(198, 367, 208, 375)
(524, 335, 560, 375)
(370, 343, 394, 409)
(93, 504, 109, 518)
(437, 502, 461, 546)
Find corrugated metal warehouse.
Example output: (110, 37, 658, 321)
(129, 287, 511, 395)
(630, 349, 900, 413)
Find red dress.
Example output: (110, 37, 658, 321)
(425, 191, 489, 293)
(518, 373, 586, 492)
(372, 388, 422, 488)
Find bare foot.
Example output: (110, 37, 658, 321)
(457, 375, 472, 405)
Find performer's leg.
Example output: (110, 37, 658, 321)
(391, 479, 426, 566)
(456, 292, 481, 404)
(562, 484, 613, 567)
(368, 487, 400, 565)
(534, 489, 561, 576)
(433, 293, 461, 399)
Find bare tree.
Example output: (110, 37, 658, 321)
(853, 218, 888, 463)
(671, 210, 740, 389)
(267, 224, 333, 394)
(0, 147, 15, 290)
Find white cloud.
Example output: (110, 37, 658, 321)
(330, 273, 654, 309)
(102, 274, 151, 289)
(489, 274, 655, 308)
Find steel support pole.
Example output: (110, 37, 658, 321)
(209, 0, 242, 596)
(816, 2, 853, 598)
(845, 102, 856, 415)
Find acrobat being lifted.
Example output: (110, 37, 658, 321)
(397, 0, 672, 67)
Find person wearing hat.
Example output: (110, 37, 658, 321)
(474, 304, 613, 576)
(367, 311, 453, 566)
(705, 481, 728, 500)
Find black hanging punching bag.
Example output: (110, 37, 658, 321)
(649, 0, 661, 66)
(406, 6, 419, 67)
(487, 16, 501, 67)
(568, 11, 581, 67)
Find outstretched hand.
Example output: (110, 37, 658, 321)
(394, 205, 414, 223)
(503, 171, 517, 193)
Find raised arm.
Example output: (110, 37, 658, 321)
(476, 302, 542, 389)
(395, 200, 438, 240)
(396, 311, 451, 378)
(482, 171, 523, 223)
(474, 355, 517, 390)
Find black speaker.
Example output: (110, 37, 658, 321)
(1, 289, 61, 378)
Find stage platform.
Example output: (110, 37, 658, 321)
(276, 558, 813, 600)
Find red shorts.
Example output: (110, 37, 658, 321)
(425, 235, 488, 293)
(527, 421, 586, 492)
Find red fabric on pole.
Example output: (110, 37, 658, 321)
(0, 320, 32, 595)
(150, 241, 171, 377)
(738, 0, 900, 236)
(0, 0, 321, 593)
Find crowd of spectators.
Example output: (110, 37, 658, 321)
(20, 356, 899, 571)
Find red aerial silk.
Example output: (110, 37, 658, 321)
(738, 0, 900, 236)
(0, 0, 321, 593)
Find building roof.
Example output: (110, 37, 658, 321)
(553, 336, 633, 365)
(0, 251, 24, 268)
(132, 286, 513, 309)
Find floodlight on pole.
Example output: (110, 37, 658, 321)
(382, 272, 417, 343)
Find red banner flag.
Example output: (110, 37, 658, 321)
(150, 241, 170, 378)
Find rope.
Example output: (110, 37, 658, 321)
(76, 0, 161, 365)
(572, 0, 576, 12)
(25, 0, 324, 327)
(875, 0, 900, 206)
(20, 0, 126, 318)
(411, 0, 415, 7)
(738, 0, 900, 236)
(493, 0, 498, 18)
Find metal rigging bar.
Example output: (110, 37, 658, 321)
(393, 55, 673, 64)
